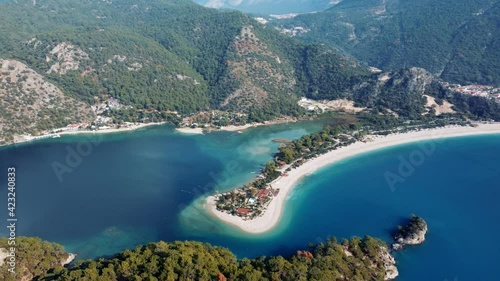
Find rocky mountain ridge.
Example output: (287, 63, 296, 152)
(0, 0, 496, 144)
(0, 58, 95, 144)
(273, 0, 500, 86)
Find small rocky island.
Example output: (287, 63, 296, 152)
(392, 215, 428, 251)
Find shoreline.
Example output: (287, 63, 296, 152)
(62, 253, 77, 266)
(219, 118, 298, 132)
(2, 122, 166, 148)
(175, 127, 205, 134)
(206, 123, 500, 234)
(59, 122, 166, 136)
(176, 117, 299, 135)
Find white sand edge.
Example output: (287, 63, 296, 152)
(175, 127, 204, 134)
(58, 122, 165, 136)
(206, 123, 500, 234)
(3, 122, 166, 148)
(175, 122, 274, 134)
(219, 118, 297, 132)
(219, 124, 258, 132)
(177, 123, 263, 134)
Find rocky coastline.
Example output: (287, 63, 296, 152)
(62, 253, 77, 266)
(392, 215, 428, 251)
(379, 246, 399, 280)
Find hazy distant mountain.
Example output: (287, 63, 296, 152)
(194, 0, 336, 14)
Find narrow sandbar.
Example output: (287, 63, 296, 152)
(206, 123, 500, 233)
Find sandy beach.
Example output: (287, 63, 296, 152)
(176, 123, 261, 134)
(220, 118, 298, 132)
(206, 123, 500, 233)
(3, 122, 166, 148)
(176, 117, 299, 134)
(60, 122, 165, 136)
(219, 123, 258, 132)
(175, 127, 204, 134)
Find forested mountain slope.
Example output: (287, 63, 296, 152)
(0, 59, 95, 143)
(0, 0, 496, 143)
(0, 0, 370, 122)
(275, 0, 500, 86)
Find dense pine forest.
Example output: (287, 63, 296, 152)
(1, 0, 499, 142)
(275, 0, 500, 86)
(0, 236, 393, 281)
(0, 0, 370, 121)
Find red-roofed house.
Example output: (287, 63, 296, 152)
(257, 189, 270, 198)
(237, 208, 251, 216)
(66, 123, 81, 131)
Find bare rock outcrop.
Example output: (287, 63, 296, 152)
(378, 246, 399, 280)
(0, 59, 94, 144)
(392, 215, 428, 251)
(46, 42, 89, 75)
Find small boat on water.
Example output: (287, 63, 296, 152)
(52, 134, 61, 138)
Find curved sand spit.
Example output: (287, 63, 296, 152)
(206, 123, 500, 233)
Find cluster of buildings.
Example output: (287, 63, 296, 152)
(22, 122, 90, 141)
(254, 17, 269, 24)
(52, 122, 90, 133)
(235, 188, 280, 216)
(95, 116, 113, 126)
(91, 97, 125, 115)
(215, 186, 280, 219)
(254, 14, 309, 37)
(269, 13, 299, 20)
(298, 97, 327, 112)
(180, 110, 247, 128)
(20, 96, 172, 143)
(443, 82, 500, 102)
(278, 26, 310, 37)
(64, 122, 89, 131)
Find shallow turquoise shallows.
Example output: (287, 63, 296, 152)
(1, 122, 499, 281)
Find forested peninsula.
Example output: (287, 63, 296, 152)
(2, 235, 400, 281)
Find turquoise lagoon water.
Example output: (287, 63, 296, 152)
(1, 122, 499, 280)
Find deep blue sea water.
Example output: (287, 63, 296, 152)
(1, 122, 499, 281)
